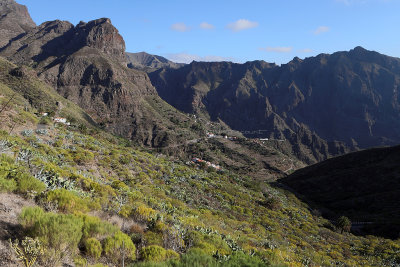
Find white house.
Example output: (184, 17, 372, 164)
(54, 117, 67, 124)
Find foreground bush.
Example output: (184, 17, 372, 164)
(0, 176, 17, 192)
(45, 189, 97, 213)
(19, 207, 127, 266)
(140, 245, 167, 262)
(131, 249, 269, 267)
(16, 173, 46, 195)
(0, 154, 18, 192)
(84, 237, 102, 260)
(19, 207, 83, 266)
(104, 231, 136, 264)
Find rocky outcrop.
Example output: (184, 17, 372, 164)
(76, 18, 126, 63)
(0, 11, 180, 146)
(0, 0, 35, 48)
(0, 18, 126, 66)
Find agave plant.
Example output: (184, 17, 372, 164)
(0, 139, 12, 153)
(20, 129, 33, 137)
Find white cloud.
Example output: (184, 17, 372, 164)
(226, 19, 259, 32)
(298, 48, 313, 53)
(260, 47, 293, 53)
(200, 22, 215, 30)
(314, 26, 330, 35)
(165, 53, 235, 64)
(171, 23, 190, 32)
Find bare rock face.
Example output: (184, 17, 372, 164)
(0, 11, 171, 146)
(149, 47, 400, 163)
(76, 18, 126, 63)
(0, 17, 126, 66)
(0, 0, 35, 48)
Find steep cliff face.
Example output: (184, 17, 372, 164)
(149, 47, 400, 162)
(0, 0, 35, 48)
(149, 60, 348, 163)
(0, 18, 126, 68)
(0, 13, 183, 146)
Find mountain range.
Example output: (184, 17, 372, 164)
(1, 0, 400, 266)
(0, 0, 305, 180)
(3, 0, 400, 166)
(148, 48, 400, 163)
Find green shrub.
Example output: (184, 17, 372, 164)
(140, 245, 167, 262)
(0, 154, 18, 192)
(165, 249, 179, 260)
(72, 148, 94, 164)
(16, 173, 46, 195)
(222, 252, 266, 267)
(178, 248, 218, 267)
(46, 189, 90, 213)
(73, 256, 88, 267)
(19, 206, 84, 265)
(144, 231, 164, 247)
(104, 231, 136, 264)
(0, 176, 17, 192)
(80, 214, 118, 239)
(84, 237, 102, 259)
(335, 216, 351, 233)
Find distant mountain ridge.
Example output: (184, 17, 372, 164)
(126, 52, 184, 70)
(148, 47, 400, 163)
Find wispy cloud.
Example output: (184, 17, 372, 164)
(259, 47, 293, 53)
(165, 53, 235, 64)
(200, 22, 215, 30)
(314, 26, 330, 35)
(337, 0, 390, 4)
(298, 48, 313, 53)
(226, 19, 259, 32)
(336, 0, 367, 5)
(171, 23, 190, 32)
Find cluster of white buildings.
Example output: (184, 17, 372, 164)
(191, 157, 221, 170)
(39, 112, 71, 126)
(206, 132, 237, 141)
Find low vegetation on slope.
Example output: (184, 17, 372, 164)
(280, 145, 400, 239)
(0, 73, 400, 267)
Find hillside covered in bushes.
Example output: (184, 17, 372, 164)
(0, 56, 399, 267)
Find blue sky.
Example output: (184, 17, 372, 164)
(17, 0, 400, 64)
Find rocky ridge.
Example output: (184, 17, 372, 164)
(148, 47, 400, 163)
(0, 2, 180, 147)
(126, 51, 184, 71)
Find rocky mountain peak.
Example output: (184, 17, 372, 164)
(0, 0, 35, 48)
(75, 18, 126, 63)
